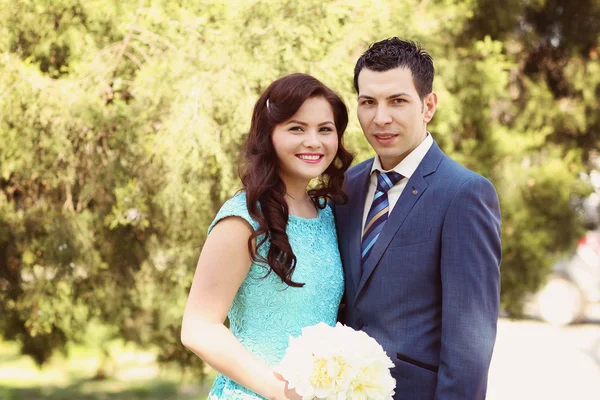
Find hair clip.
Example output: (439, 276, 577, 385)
(266, 98, 271, 112)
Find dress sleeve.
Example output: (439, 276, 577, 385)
(208, 193, 260, 235)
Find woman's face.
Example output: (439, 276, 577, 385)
(271, 97, 339, 186)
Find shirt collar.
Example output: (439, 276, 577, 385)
(370, 132, 434, 179)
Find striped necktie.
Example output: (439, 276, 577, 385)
(361, 171, 403, 270)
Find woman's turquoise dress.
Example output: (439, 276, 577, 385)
(206, 193, 344, 400)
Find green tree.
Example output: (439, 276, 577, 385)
(0, 0, 595, 368)
(460, 0, 599, 313)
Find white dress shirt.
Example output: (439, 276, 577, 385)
(362, 133, 434, 230)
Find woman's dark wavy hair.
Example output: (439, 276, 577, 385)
(241, 73, 354, 287)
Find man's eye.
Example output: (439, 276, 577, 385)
(361, 100, 374, 105)
(392, 98, 406, 104)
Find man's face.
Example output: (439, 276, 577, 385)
(356, 67, 436, 170)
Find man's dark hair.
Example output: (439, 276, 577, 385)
(353, 37, 434, 100)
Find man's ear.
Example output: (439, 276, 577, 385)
(423, 92, 438, 123)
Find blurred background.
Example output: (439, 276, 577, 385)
(0, 0, 599, 399)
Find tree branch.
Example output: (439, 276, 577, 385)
(111, 0, 145, 83)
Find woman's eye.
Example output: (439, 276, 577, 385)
(320, 127, 333, 133)
(289, 126, 304, 132)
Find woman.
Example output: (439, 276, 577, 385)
(181, 73, 353, 400)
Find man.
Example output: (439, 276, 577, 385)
(334, 38, 502, 399)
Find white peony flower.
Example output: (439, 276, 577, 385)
(276, 323, 395, 399)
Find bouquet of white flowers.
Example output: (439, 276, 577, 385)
(276, 322, 396, 400)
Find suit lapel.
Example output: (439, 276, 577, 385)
(347, 160, 373, 292)
(354, 141, 444, 300)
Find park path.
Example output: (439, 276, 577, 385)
(487, 318, 600, 399)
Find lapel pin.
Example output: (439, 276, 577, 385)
(412, 188, 418, 195)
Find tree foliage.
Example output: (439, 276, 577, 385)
(0, 0, 597, 366)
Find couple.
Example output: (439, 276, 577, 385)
(181, 38, 502, 400)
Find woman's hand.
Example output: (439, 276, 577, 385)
(272, 371, 304, 400)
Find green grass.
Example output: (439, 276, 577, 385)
(0, 380, 203, 400)
(0, 338, 212, 400)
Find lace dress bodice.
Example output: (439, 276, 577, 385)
(207, 193, 344, 400)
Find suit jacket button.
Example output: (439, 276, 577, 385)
(356, 318, 364, 329)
